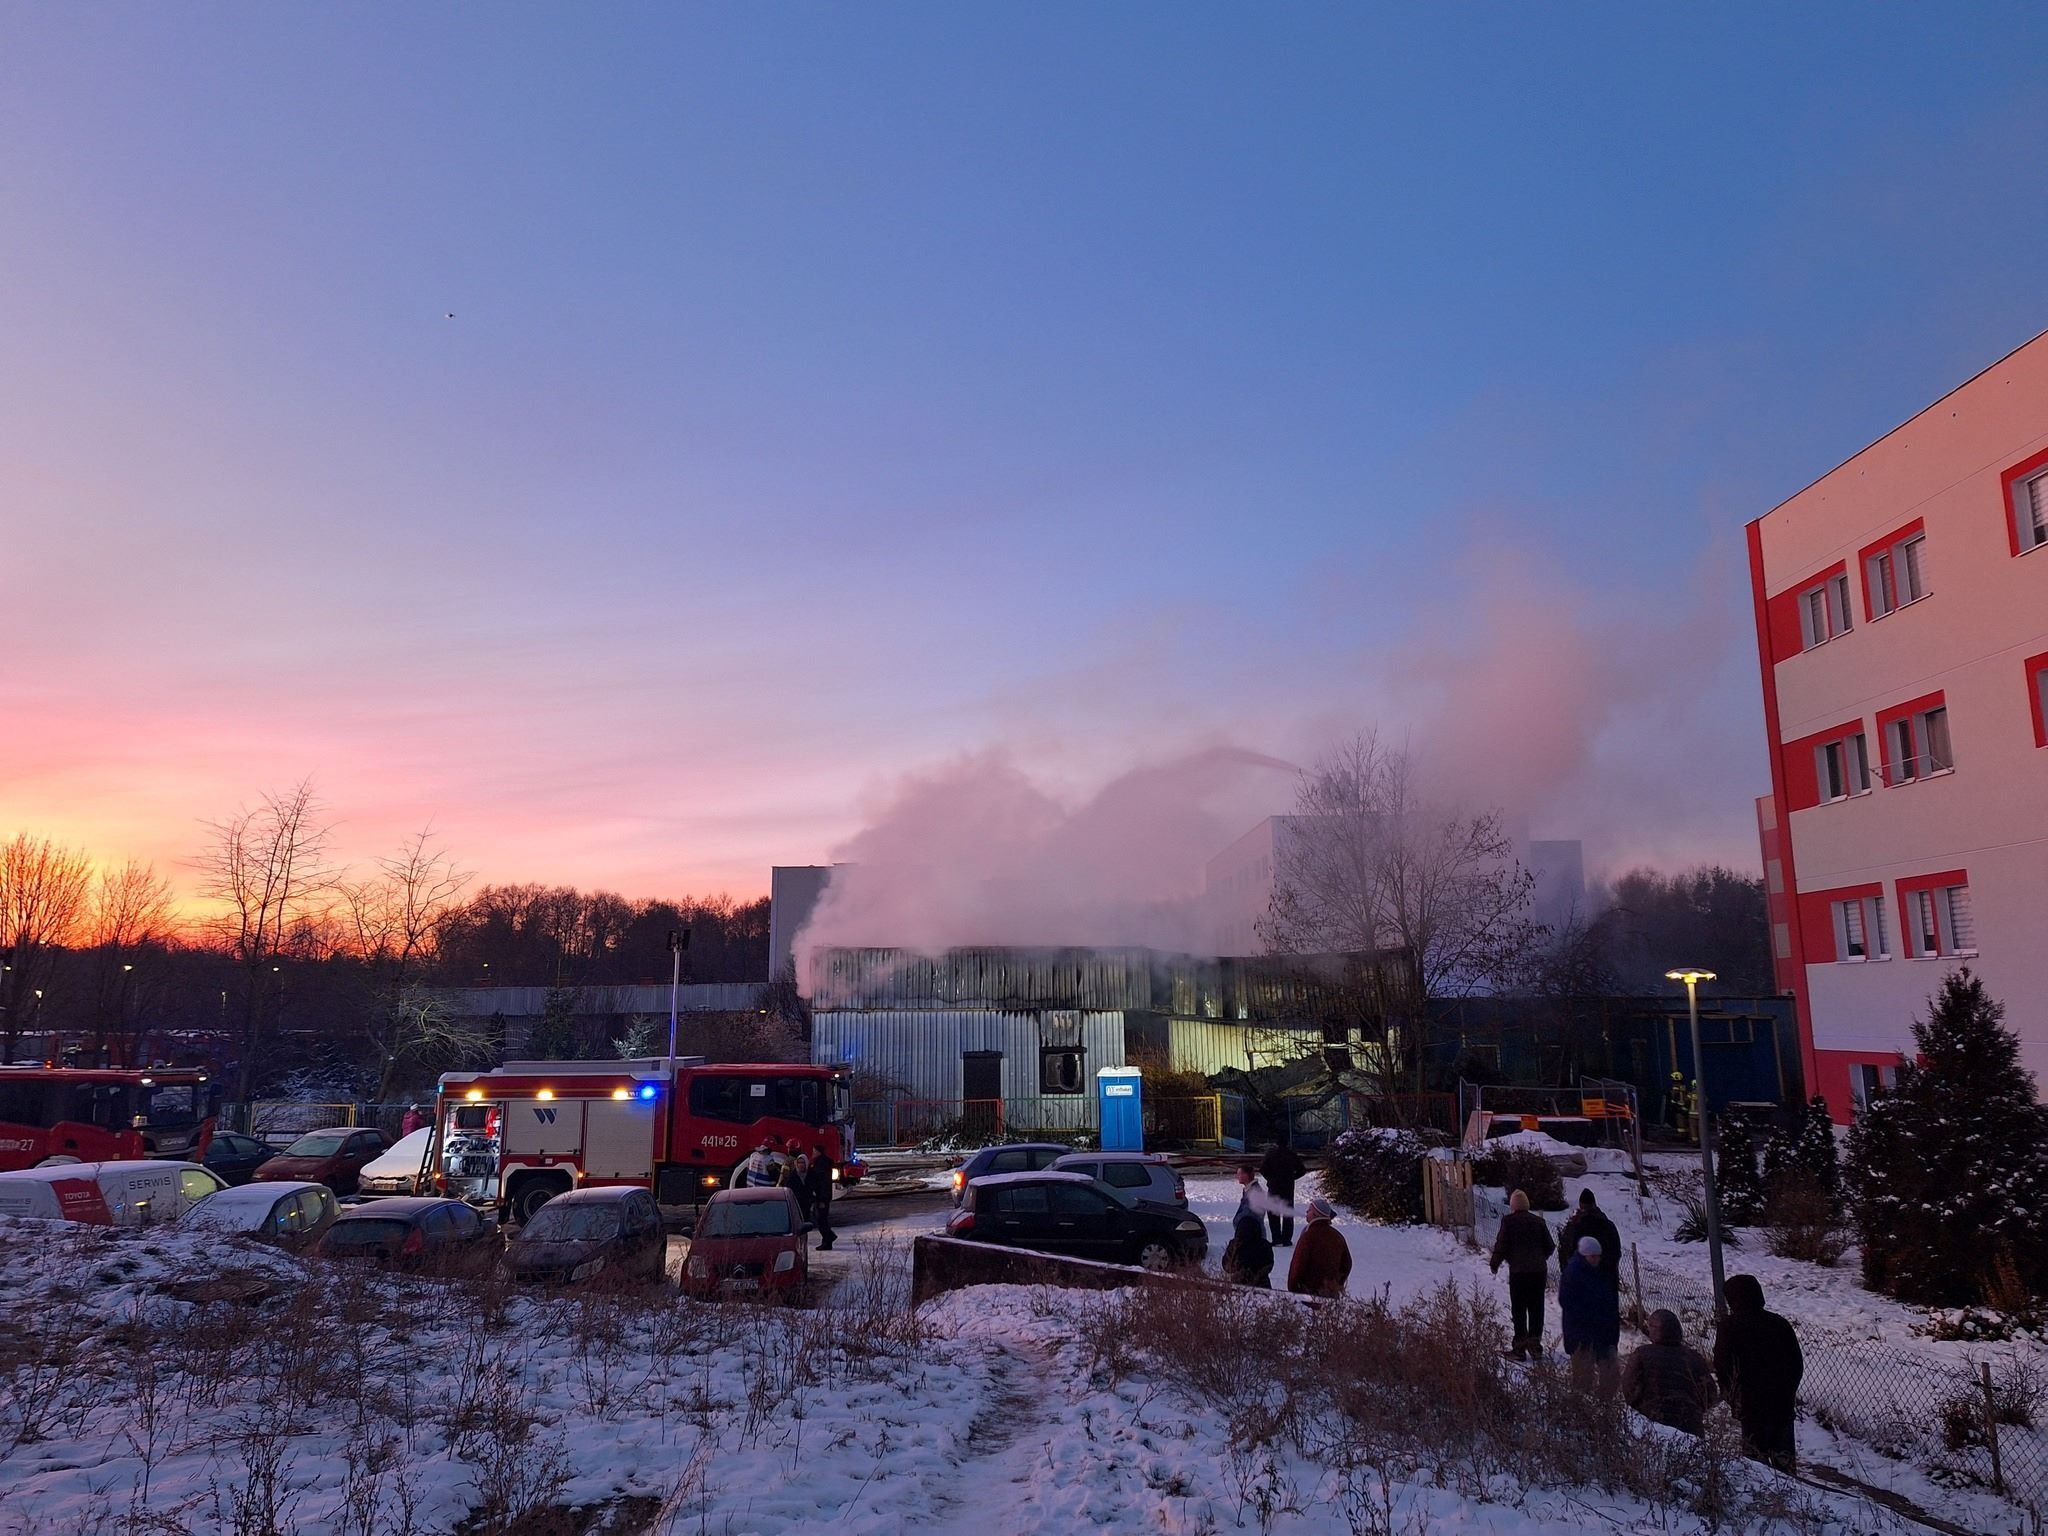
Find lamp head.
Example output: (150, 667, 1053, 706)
(1664, 968, 1718, 986)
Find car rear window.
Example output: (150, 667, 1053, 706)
(1028, 1148, 1067, 1169)
(698, 1200, 793, 1237)
(986, 1150, 1028, 1174)
(323, 1219, 409, 1250)
(991, 1184, 1050, 1214)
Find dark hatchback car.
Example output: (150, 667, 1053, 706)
(200, 1131, 274, 1186)
(946, 1171, 1207, 1270)
(253, 1127, 390, 1195)
(315, 1197, 497, 1268)
(949, 1142, 1073, 1206)
(505, 1187, 667, 1285)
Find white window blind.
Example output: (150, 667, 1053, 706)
(1945, 886, 1975, 952)
(2029, 473, 2048, 550)
(1840, 900, 1867, 958)
(1901, 535, 1927, 601)
(1911, 889, 1939, 956)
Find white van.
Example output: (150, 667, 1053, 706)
(0, 1160, 227, 1225)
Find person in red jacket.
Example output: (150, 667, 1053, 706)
(1285, 1196, 1352, 1297)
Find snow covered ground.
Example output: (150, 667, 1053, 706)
(0, 1160, 2038, 1535)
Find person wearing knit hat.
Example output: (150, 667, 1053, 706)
(1560, 1234, 1622, 1397)
(1559, 1187, 1621, 1284)
(1286, 1193, 1352, 1298)
(1488, 1189, 1555, 1360)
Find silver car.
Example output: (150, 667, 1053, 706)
(1049, 1151, 1186, 1208)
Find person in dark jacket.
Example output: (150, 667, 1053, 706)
(1558, 1188, 1621, 1284)
(1560, 1236, 1622, 1396)
(1259, 1143, 1308, 1246)
(803, 1144, 836, 1251)
(1714, 1273, 1803, 1470)
(1622, 1309, 1717, 1434)
(1225, 1165, 1274, 1287)
(1488, 1189, 1555, 1359)
(1285, 1195, 1352, 1297)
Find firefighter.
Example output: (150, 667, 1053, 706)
(804, 1143, 837, 1251)
(1668, 1071, 1688, 1133)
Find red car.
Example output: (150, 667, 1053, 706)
(682, 1188, 810, 1299)
(252, 1127, 390, 1195)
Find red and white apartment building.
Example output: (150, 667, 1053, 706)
(1751, 331, 2048, 1122)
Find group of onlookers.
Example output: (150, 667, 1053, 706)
(1491, 1184, 1805, 1469)
(1241, 1164, 1803, 1471)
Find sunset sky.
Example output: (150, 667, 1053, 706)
(5, 7, 2046, 907)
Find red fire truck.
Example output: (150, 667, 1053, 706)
(432, 1057, 865, 1222)
(0, 1065, 218, 1172)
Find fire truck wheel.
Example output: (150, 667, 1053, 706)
(510, 1179, 565, 1225)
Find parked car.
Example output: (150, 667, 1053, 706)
(682, 1188, 809, 1299)
(179, 1179, 338, 1250)
(1050, 1150, 1186, 1208)
(252, 1127, 390, 1195)
(946, 1171, 1206, 1270)
(505, 1186, 666, 1285)
(356, 1128, 434, 1197)
(0, 1160, 226, 1225)
(949, 1142, 1073, 1205)
(200, 1131, 273, 1187)
(315, 1197, 497, 1268)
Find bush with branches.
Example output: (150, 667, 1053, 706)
(1321, 1126, 1450, 1224)
(1470, 1144, 1565, 1210)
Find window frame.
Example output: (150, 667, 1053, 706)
(1797, 569, 1854, 649)
(1814, 730, 1872, 802)
(2003, 446, 2048, 557)
(1897, 871, 1975, 959)
(2027, 651, 2048, 751)
(1851, 1062, 1899, 1113)
(1859, 519, 1930, 620)
(1876, 691, 1952, 786)
(1829, 892, 1890, 963)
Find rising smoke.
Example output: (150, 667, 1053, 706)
(794, 536, 1749, 970)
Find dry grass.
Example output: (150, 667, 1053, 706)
(1076, 1279, 1833, 1532)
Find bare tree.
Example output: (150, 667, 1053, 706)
(194, 782, 339, 1099)
(342, 830, 476, 1100)
(84, 860, 178, 1066)
(1259, 733, 1540, 1093)
(0, 834, 94, 1062)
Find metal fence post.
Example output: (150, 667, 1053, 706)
(1631, 1242, 1644, 1329)
(1984, 1360, 2006, 1494)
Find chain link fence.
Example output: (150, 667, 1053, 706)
(1628, 1247, 2048, 1520)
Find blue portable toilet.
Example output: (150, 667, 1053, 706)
(1097, 1066, 1144, 1152)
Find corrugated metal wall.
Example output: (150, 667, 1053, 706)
(812, 1009, 1128, 1103)
(1159, 1016, 1321, 1076)
(443, 983, 765, 1018)
(808, 947, 1231, 1014)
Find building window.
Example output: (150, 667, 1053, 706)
(1039, 1048, 1085, 1095)
(2028, 652, 2048, 749)
(1851, 1062, 1898, 1112)
(1880, 696, 1953, 784)
(1814, 731, 1871, 801)
(1831, 893, 1889, 962)
(1902, 879, 1974, 958)
(1798, 572, 1853, 649)
(2015, 466, 2048, 554)
(1863, 528, 1928, 618)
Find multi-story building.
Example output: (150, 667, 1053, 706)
(1749, 332, 2048, 1121)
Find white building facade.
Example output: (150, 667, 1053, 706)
(1748, 331, 2048, 1120)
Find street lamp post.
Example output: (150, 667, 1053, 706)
(1665, 967, 1727, 1316)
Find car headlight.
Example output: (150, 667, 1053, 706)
(570, 1258, 605, 1282)
(830, 1167, 840, 1182)
(1177, 1220, 1203, 1234)
(772, 1250, 796, 1273)
(687, 1256, 708, 1278)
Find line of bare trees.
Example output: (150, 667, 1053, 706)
(2, 778, 772, 1097)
